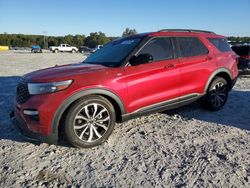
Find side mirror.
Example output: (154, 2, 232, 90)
(130, 53, 153, 66)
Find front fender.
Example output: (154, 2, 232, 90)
(50, 88, 126, 136)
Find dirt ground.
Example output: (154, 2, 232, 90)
(0, 51, 249, 187)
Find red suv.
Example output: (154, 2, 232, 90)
(13, 29, 238, 148)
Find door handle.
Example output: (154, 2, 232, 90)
(206, 56, 212, 60)
(165, 64, 175, 69)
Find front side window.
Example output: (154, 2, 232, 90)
(177, 37, 208, 57)
(208, 38, 232, 52)
(138, 37, 174, 61)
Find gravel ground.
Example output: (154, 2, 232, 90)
(0, 51, 249, 187)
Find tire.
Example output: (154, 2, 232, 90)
(71, 49, 76, 53)
(54, 49, 59, 53)
(202, 77, 229, 111)
(64, 95, 116, 148)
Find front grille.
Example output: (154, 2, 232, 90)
(16, 80, 30, 104)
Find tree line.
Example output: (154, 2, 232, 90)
(227, 36, 250, 43)
(0, 32, 110, 49)
(0, 28, 249, 49)
(0, 28, 137, 49)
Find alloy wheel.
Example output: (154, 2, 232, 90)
(210, 82, 227, 107)
(73, 103, 110, 142)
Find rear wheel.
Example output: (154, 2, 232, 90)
(202, 77, 229, 111)
(71, 49, 76, 53)
(64, 95, 116, 148)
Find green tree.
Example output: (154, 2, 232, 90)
(85, 32, 110, 48)
(122, 27, 137, 37)
(63, 35, 74, 45)
(73, 34, 85, 47)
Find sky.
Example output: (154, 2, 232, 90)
(0, 0, 250, 37)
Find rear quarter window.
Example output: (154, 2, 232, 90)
(208, 38, 232, 52)
(177, 37, 209, 58)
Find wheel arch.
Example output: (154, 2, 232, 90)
(204, 68, 233, 93)
(51, 88, 126, 138)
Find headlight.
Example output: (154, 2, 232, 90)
(28, 80, 73, 95)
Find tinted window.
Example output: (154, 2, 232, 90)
(208, 38, 232, 52)
(177, 37, 208, 57)
(231, 46, 250, 56)
(84, 38, 141, 67)
(138, 37, 173, 61)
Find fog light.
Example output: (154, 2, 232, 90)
(23, 110, 39, 115)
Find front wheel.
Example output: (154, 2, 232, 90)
(202, 77, 229, 111)
(64, 95, 116, 148)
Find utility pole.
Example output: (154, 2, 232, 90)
(42, 31, 47, 49)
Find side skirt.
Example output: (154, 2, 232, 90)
(121, 93, 203, 122)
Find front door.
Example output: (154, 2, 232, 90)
(124, 37, 181, 113)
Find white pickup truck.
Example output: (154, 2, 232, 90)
(49, 44, 78, 53)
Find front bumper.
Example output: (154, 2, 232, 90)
(11, 107, 57, 144)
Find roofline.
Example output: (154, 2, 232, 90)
(158, 29, 215, 34)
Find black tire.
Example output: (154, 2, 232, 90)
(64, 95, 116, 148)
(202, 77, 229, 111)
(71, 49, 76, 53)
(54, 49, 59, 53)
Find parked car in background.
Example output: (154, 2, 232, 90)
(91, 45, 103, 53)
(49, 44, 78, 53)
(13, 29, 238, 148)
(79, 46, 92, 53)
(231, 44, 250, 72)
(31, 45, 42, 53)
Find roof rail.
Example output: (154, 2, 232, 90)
(158, 29, 215, 34)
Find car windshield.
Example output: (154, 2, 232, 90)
(83, 38, 142, 67)
(232, 46, 250, 56)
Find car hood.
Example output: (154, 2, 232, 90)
(23, 63, 108, 82)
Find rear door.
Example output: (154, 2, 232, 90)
(61, 44, 66, 51)
(175, 37, 215, 96)
(124, 37, 181, 112)
(65, 44, 71, 52)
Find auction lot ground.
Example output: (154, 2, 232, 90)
(0, 51, 249, 187)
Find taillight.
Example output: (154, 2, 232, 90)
(231, 54, 239, 64)
(236, 55, 240, 64)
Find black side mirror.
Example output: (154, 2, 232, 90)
(130, 53, 153, 66)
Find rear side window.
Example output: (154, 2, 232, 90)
(138, 37, 173, 61)
(208, 38, 232, 52)
(177, 37, 208, 57)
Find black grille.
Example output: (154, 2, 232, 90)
(16, 80, 30, 104)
